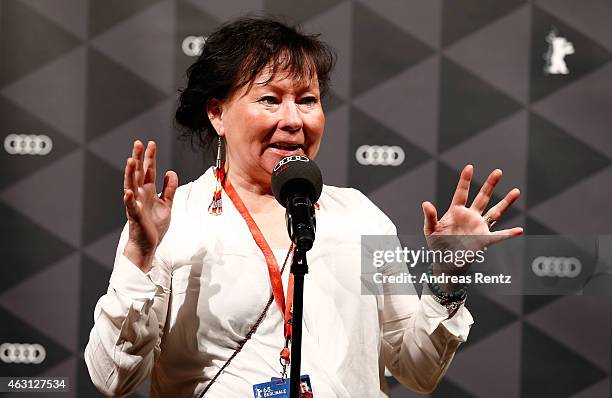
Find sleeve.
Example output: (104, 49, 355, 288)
(352, 189, 474, 393)
(84, 223, 173, 398)
(380, 291, 473, 393)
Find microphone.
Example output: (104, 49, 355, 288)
(271, 155, 323, 251)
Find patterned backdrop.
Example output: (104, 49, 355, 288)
(1, 0, 611, 397)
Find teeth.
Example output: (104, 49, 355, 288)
(272, 143, 301, 149)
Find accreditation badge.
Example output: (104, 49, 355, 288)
(252, 375, 313, 397)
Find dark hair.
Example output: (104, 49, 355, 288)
(175, 16, 336, 148)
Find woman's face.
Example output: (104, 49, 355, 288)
(209, 66, 325, 189)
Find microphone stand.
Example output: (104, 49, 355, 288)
(289, 244, 308, 398)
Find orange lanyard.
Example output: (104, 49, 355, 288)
(223, 177, 294, 367)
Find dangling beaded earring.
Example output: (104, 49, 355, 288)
(208, 135, 225, 215)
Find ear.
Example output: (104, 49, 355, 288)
(206, 98, 225, 137)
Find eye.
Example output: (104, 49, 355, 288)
(258, 96, 279, 105)
(299, 96, 318, 106)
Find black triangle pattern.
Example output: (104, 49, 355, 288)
(0, 201, 75, 293)
(88, 0, 163, 38)
(81, 150, 126, 246)
(86, 47, 166, 141)
(525, 214, 558, 235)
(348, 106, 431, 193)
(522, 295, 561, 316)
(431, 378, 477, 398)
(0, 306, 72, 377)
(442, 0, 526, 47)
(0, 96, 80, 190)
(265, 0, 343, 24)
(0, 0, 82, 87)
(526, 112, 611, 208)
(521, 322, 608, 397)
(78, 253, 113, 353)
(438, 57, 522, 153)
(530, 6, 612, 103)
(459, 290, 518, 348)
(351, 2, 433, 97)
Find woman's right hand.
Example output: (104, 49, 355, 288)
(123, 140, 178, 272)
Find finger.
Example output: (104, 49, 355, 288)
(143, 141, 157, 185)
(422, 201, 438, 235)
(488, 227, 524, 245)
(123, 158, 137, 194)
(450, 165, 473, 207)
(472, 227, 523, 250)
(132, 140, 145, 186)
(131, 139, 139, 158)
(161, 171, 179, 203)
(484, 188, 521, 222)
(123, 189, 140, 220)
(470, 169, 502, 213)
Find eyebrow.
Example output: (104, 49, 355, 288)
(252, 80, 320, 93)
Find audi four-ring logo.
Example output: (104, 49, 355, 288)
(355, 145, 405, 166)
(182, 35, 206, 56)
(532, 256, 581, 278)
(0, 343, 46, 364)
(4, 134, 53, 155)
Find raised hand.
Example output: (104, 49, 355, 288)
(421, 165, 523, 263)
(123, 140, 178, 272)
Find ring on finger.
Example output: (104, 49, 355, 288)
(484, 215, 497, 228)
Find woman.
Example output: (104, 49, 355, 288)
(85, 17, 522, 397)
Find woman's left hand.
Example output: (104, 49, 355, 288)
(422, 165, 523, 261)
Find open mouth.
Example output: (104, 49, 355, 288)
(268, 143, 304, 151)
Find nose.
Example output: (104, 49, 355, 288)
(277, 101, 303, 132)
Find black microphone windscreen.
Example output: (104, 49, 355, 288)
(271, 155, 323, 207)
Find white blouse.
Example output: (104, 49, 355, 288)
(84, 167, 473, 398)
